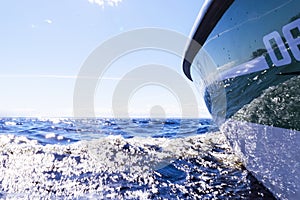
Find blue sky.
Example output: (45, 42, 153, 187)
(0, 0, 209, 118)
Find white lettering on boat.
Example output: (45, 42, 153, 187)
(263, 19, 300, 67)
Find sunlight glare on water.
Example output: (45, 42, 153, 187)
(0, 118, 274, 199)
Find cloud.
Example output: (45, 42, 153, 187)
(44, 19, 53, 24)
(88, 0, 122, 7)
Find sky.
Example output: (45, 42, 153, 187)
(0, 0, 209, 118)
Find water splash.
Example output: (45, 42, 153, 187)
(0, 118, 274, 199)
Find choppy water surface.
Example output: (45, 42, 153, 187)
(0, 118, 274, 199)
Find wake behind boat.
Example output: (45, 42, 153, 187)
(183, 0, 300, 199)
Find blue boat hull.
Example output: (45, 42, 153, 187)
(183, 0, 300, 199)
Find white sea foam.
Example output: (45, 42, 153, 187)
(0, 131, 243, 199)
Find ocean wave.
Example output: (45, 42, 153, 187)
(0, 130, 273, 199)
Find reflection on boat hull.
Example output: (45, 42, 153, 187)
(222, 119, 300, 199)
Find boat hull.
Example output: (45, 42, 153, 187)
(183, 0, 300, 199)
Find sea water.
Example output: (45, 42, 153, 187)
(0, 118, 275, 199)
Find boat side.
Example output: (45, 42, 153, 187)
(183, 0, 300, 199)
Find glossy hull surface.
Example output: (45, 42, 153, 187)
(183, 0, 300, 199)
